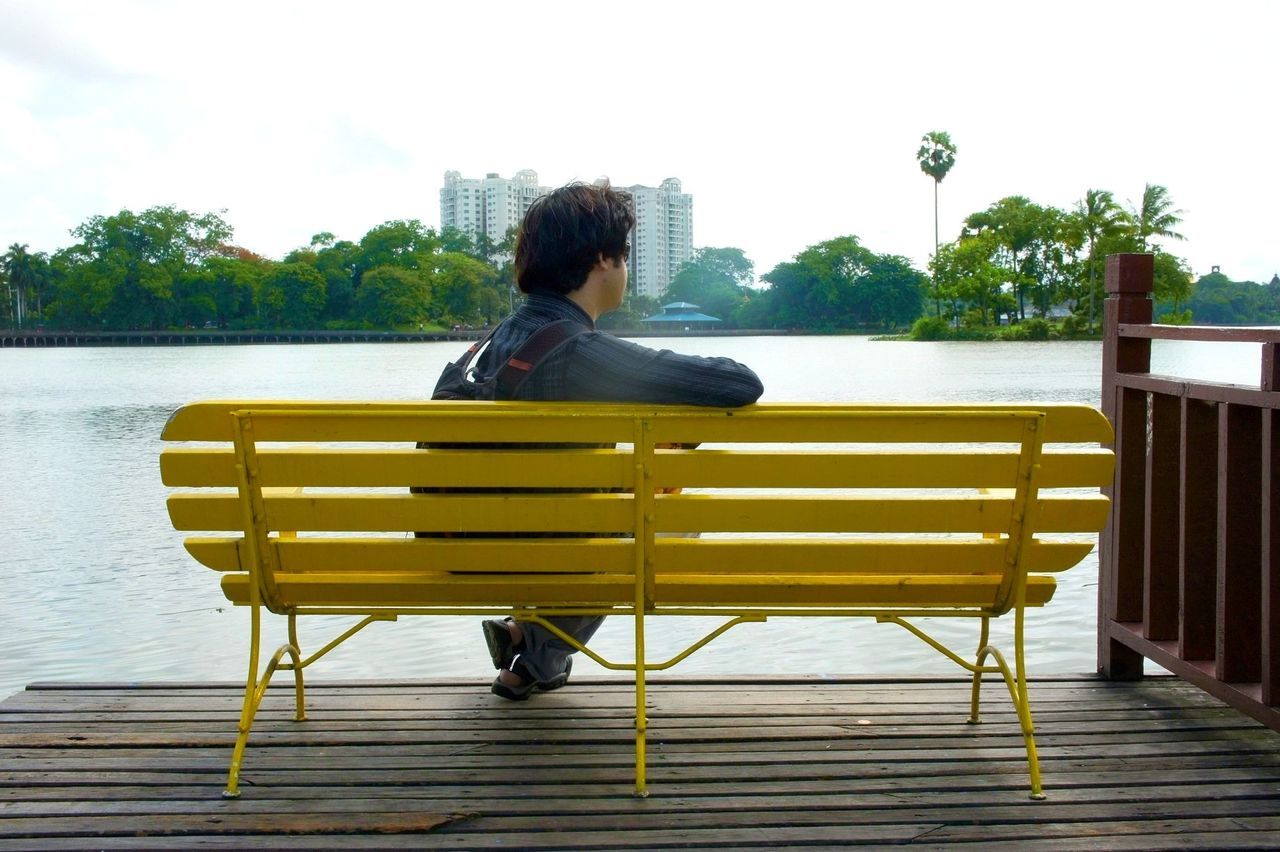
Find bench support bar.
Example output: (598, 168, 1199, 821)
(879, 611, 1045, 799)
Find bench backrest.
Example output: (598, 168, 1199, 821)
(161, 401, 1113, 616)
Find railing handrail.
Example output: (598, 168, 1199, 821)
(1117, 323, 1280, 344)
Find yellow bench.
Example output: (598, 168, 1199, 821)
(160, 401, 1114, 799)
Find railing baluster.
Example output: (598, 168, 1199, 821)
(1264, 409, 1279, 705)
(1145, 393, 1181, 640)
(1181, 398, 1218, 662)
(1217, 404, 1263, 683)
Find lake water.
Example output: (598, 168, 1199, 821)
(0, 335, 1260, 696)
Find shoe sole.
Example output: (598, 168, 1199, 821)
(491, 657, 572, 701)
(482, 620, 515, 671)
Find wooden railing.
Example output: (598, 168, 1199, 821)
(1099, 253, 1280, 731)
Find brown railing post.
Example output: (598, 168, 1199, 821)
(1099, 254, 1153, 679)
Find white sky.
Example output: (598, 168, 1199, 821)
(2, 0, 1277, 285)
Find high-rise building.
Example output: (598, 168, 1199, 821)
(623, 178, 693, 300)
(440, 169, 549, 244)
(439, 171, 694, 299)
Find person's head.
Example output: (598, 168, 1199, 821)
(515, 182, 635, 295)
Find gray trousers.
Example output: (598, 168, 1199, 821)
(517, 615, 604, 683)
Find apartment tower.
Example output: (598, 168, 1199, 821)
(440, 171, 693, 299)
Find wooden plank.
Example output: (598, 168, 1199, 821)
(161, 447, 637, 489)
(1145, 392, 1181, 640)
(651, 539, 1094, 575)
(1217, 403, 1263, 683)
(1265, 409, 1279, 705)
(1117, 323, 1280, 344)
(1181, 397, 1219, 661)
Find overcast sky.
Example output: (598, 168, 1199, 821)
(2, 0, 1277, 285)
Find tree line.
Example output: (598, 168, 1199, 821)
(2, 195, 1276, 335)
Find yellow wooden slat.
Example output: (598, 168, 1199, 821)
(647, 412, 1042, 445)
(169, 493, 636, 533)
(652, 494, 1109, 534)
(218, 573, 636, 608)
(653, 495, 1016, 534)
(651, 449, 1113, 489)
(164, 445, 1112, 490)
(163, 401, 1110, 444)
(188, 536, 1092, 576)
(272, 537, 634, 574)
(163, 400, 664, 441)
(651, 574, 1058, 608)
(161, 447, 636, 489)
(651, 538, 1094, 574)
(183, 537, 246, 571)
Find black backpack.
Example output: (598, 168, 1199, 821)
(432, 318, 589, 401)
(415, 318, 592, 535)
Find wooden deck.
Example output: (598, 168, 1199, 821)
(2, 676, 1279, 849)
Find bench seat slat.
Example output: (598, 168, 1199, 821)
(161, 446, 1114, 490)
(653, 494, 1109, 534)
(183, 536, 1090, 575)
(168, 493, 637, 533)
(161, 401, 1110, 443)
(652, 574, 1057, 607)
(652, 449, 1114, 489)
(217, 572, 1056, 610)
(219, 573, 635, 608)
(651, 538, 1093, 574)
(161, 448, 636, 489)
(170, 492, 1107, 535)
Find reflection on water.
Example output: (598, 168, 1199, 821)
(0, 337, 1258, 695)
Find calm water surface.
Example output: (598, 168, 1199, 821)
(0, 336, 1260, 695)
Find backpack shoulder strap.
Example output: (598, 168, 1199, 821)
(494, 318, 589, 399)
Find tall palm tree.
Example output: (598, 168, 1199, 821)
(1132, 183, 1185, 250)
(3, 243, 32, 329)
(917, 131, 957, 258)
(1076, 189, 1126, 332)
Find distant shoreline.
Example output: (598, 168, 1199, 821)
(1, 328, 817, 348)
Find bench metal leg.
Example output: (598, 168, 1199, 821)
(634, 612, 648, 797)
(224, 603, 304, 799)
(880, 612, 1046, 800)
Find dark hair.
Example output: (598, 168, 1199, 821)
(515, 182, 635, 295)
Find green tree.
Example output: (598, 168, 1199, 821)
(917, 131, 958, 259)
(963, 196, 1050, 320)
(1071, 189, 1129, 332)
(930, 234, 1004, 325)
(353, 220, 441, 281)
(355, 265, 430, 327)
(859, 254, 927, 328)
(258, 262, 327, 328)
(758, 236, 924, 330)
(1130, 183, 1185, 251)
(665, 247, 754, 325)
(52, 206, 233, 330)
(3, 243, 51, 328)
(1150, 252, 1195, 319)
(429, 252, 492, 326)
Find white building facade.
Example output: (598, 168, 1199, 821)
(440, 169, 550, 244)
(440, 172, 693, 299)
(624, 178, 693, 300)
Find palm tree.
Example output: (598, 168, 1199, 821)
(3, 243, 32, 329)
(1075, 190, 1126, 332)
(917, 132, 958, 259)
(1131, 183, 1185, 250)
